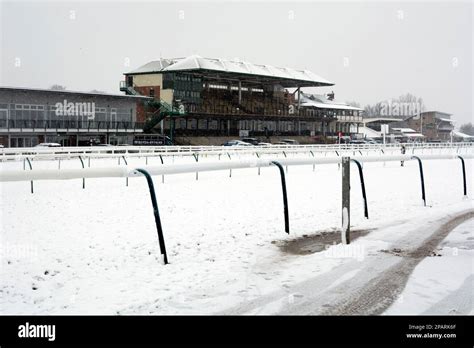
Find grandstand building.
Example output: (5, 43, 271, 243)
(121, 55, 363, 144)
(0, 87, 150, 147)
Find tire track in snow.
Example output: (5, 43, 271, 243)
(320, 210, 474, 315)
(221, 209, 474, 315)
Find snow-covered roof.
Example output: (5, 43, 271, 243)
(363, 117, 402, 124)
(0, 86, 151, 100)
(438, 118, 453, 123)
(404, 133, 425, 138)
(127, 59, 175, 74)
(452, 131, 474, 138)
(299, 92, 363, 111)
(358, 126, 381, 138)
(126, 55, 334, 87)
(392, 128, 417, 133)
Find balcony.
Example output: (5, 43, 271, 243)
(0, 119, 145, 133)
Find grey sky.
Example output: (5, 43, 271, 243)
(1, 1, 472, 125)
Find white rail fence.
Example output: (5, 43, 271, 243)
(1, 151, 472, 264)
(1, 142, 472, 162)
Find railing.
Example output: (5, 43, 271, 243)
(0, 119, 145, 132)
(0, 143, 471, 163)
(1, 152, 472, 264)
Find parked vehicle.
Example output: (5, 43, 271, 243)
(257, 142, 272, 146)
(349, 139, 366, 144)
(241, 137, 260, 145)
(280, 139, 299, 145)
(35, 143, 61, 147)
(222, 140, 253, 146)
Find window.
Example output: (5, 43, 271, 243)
(149, 89, 155, 98)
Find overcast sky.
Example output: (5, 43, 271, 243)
(0, 1, 472, 125)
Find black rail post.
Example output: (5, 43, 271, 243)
(193, 153, 199, 180)
(341, 157, 350, 244)
(411, 156, 426, 206)
(135, 168, 169, 265)
(351, 159, 369, 219)
(281, 151, 288, 173)
(159, 154, 165, 183)
(227, 153, 232, 177)
(24, 157, 34, 194)
(255, 152, 261, 175)
(309, 150, 315, 171)
(121, 156, 129, 187)
(78, 156, 85, 189)
(271, 161, 290, 234)
(457, 155, 467, 196)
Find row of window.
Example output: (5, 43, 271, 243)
(0, 103, 124, 114)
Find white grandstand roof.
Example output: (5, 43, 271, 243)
(126, 55, 334, 87)
(127, 59, 175, 74)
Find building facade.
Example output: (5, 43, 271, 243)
(0, 87, 150, 147)
(121, 55, 364, 143)
(405, 111, 454, 141)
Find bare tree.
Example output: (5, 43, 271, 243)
(50, 84, 67, 91)
(459, 123, 474, 135)
(363, 93, 426, 117)
(345, 101, 361, 108)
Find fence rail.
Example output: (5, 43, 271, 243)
(1, 142, 472, 162)
(1, 153, 472, 183)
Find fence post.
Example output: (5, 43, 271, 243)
(24, 157, 34, 194)
(193, 153, 199, 180)
(135, 168, 169, 265)
(78, 156, 85, 189)
(271, 161, 289, 234)
(411, 156, 426, 206)
(457, 155, 467, 196)
(255, 152, 261, 175)
(341, 157, 350, 244)
(159, 154, 164, 183)
(122, 156, 129, 187)
(351, 159, 369, 219)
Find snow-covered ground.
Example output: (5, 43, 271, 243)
(384, 218, 473, 315)
(0, 152, 472, 314)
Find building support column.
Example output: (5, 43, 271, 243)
(238, 81, 242, 105)
(297, 87, 301, 113)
